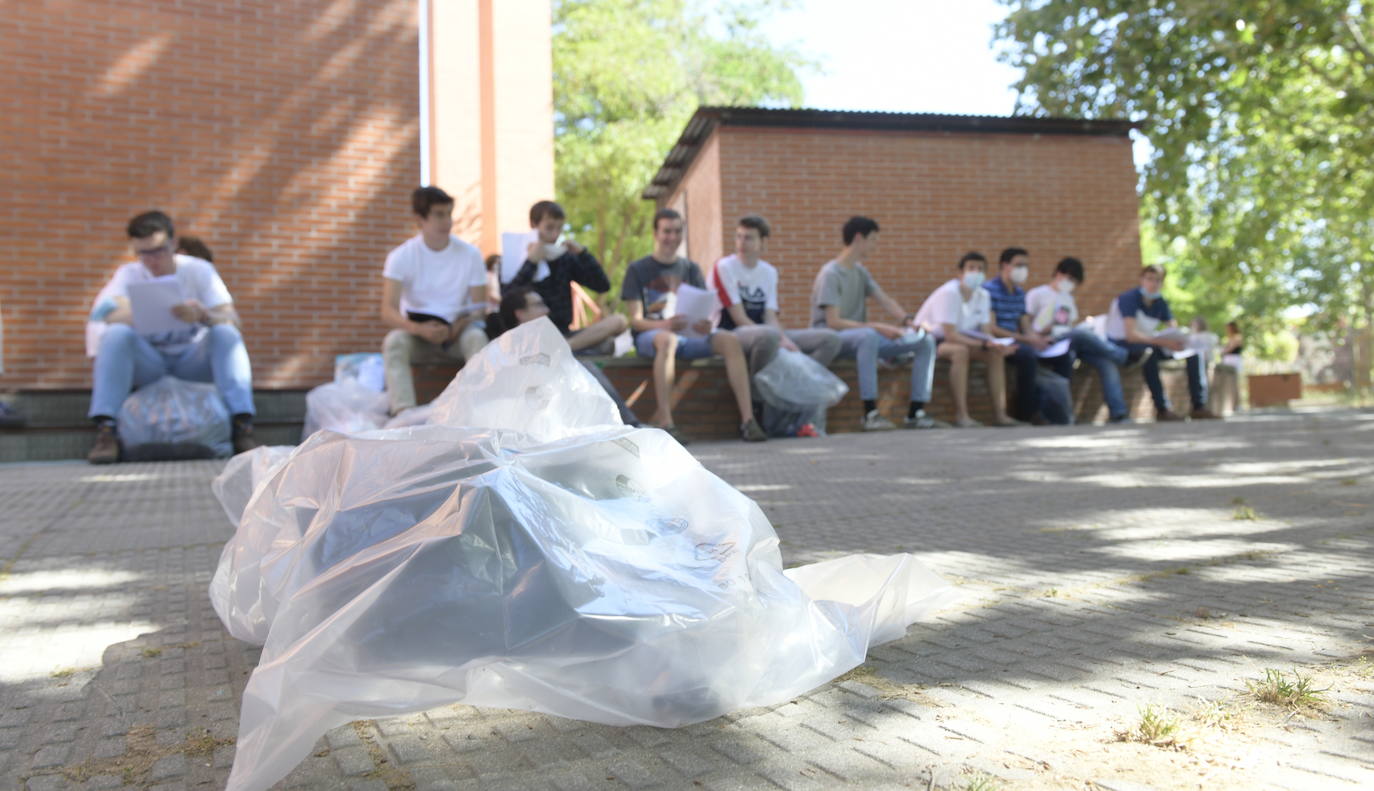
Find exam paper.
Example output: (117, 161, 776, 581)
(128, 278, 194, 337)
(1037, 338, 1071, 358)
(673, 284, 718, 337)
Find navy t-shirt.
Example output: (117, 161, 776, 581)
(1116, 287, 1173, 327)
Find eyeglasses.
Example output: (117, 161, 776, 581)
(133, 243, 173, 259)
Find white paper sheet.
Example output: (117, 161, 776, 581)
(127, 278, 194, 336)
(500, 231, 542, 284)
(961, 329, 1016, 346)
(1037, 338, 1071, 358)
(672, 283, 718, 337)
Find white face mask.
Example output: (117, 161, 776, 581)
(1010, 266, 1028, 285)
(1056, 278, 1076, 295)
(962, 271, 985, 290)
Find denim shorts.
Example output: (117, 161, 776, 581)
(634, 329, 716, 360)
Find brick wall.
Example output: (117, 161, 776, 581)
(669, 125, 1142, 326)
(0, 0, 421, 390)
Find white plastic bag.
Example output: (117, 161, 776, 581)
(211, 318, 955, 791)
(753, 348, 849, 412)
(117, 375, 231, 457)
(300, 379, 390, 439)
(333, 352, 385, 392)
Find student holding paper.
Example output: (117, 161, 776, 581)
(913, 252, 1025, 428)
(85, 211, 259, 464)
(380, 186, 490, 415)
(984, 247, 1052, 422)
(1105, 265, 1219, 421)
(810, 217, 940, 431)
(507, 200, 628, 352)
(620, 208, 766, 442)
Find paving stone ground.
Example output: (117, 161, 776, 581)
(2, 408, 1372, 790)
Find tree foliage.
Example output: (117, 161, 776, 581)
(996, 1, 1374, 373)
(552, 0, 809, 300)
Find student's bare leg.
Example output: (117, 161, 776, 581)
(711, 331, 754, 423)
(651, 331, 678, 426)
(567, 314, 629, 353)
(973, 347, 1012, 422)
(938, 342, 971, 422)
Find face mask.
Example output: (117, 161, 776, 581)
(1056, 279, 1076, 295)
(962, 271, 985, 289)
(1010, 266, 1028, 285)
(1141, 287, 1161, 300)
(542, 243, 567, 261)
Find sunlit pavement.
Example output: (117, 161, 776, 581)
(3, 408, 1372, 790)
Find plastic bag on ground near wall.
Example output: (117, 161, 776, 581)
(210, 318, 956, 791)
(300, 379, 390, 439)
(333, 352, 385, 392)
(752, 348, 849, 412)
(117, 375, 231, 458)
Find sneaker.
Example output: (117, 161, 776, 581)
(1156, 409, 1185, 422)
(1121, 347, 1154, 372)
(901, 410, 940, 429)
(740, 418, 767, 442)
(1190, 407, 1222, 420)
(860, 409, 896, 431)
(87, 423, 120, 464)
(0, 401, 25, 428)
(232, 416, 263, 455)
(796, 423, 819, 438)
(1107, 413, 1134, 425)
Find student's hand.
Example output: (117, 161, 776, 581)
(1157, 337, 1186, 352)
(171, 300, 208, 324)
(1022, 335, 1049, 351)
(691, 318, 713, 335)
(993, 342, 1018, 357)
(565, 241, 585, 255)
(668, 315, 691, 332)
(526, 240, 545, 262)
(415, 320, 448, 345)
(872, 323, 904, 340)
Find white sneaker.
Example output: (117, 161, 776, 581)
(860, 409, 896, 431)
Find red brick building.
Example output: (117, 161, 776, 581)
(643, 107, 1143, 325)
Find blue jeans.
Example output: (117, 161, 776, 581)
(1110, 338, 1207, 413)
(835, 328, 935, 403)
(633, 329, 717, 360)
(1069, 329, 1128, 419)
(89, 323, 256, 419)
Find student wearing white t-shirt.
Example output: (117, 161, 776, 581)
(380, 186, 490, 414)
(913, 252, 1022, 428)
(85, 211, 259, 464)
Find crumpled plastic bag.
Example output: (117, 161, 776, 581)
(210, 445, 295, 527)
(300, 378, 390, 439)
(117, 375, 231, 458)
(753, 348, 849, 412)
(210, 318, 955, 791)
(333, 352, 385, 392)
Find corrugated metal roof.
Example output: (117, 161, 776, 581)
(641, 106, 1138, 200)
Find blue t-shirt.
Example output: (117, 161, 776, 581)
(983, 278, 1025, 333)
(1115, 287, 1173, 330)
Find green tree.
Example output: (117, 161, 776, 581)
(995, 1, 1374, 383)
(552, 0, 810, 304)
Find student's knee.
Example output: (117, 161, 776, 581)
(383, 329, 411, 355)
(604, 314, 629, 334)
(712, 331, 742, 354)
(944, 343, 968, 361)
(97, 323, 137, 353)
(207, 322, 244, 346)
(653, 331, 677, 352)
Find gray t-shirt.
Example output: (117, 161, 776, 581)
(620, 255, 706, 336)
(810, 260, 882, 327)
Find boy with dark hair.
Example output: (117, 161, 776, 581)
(984, 246, 1050, 421)
(621, 209, 766, 442)
(380, 186, 489, 415)
(914, 252, 1022, 427)
(1105, 265, 1219, 421)
(712, 214, 839, 367)
(493, 287, 639, 426)
(508, 199, 628, 352)
(810, 216, 940, 430)
(85, 210, 259, 463)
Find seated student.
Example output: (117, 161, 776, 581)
(86, 211, 260, 463)
(1105, 265, 1219, 421)
(811, 216, 940, 430)
(491, 287, 639, 426)
(712, 214, 839, 368)
(984, 247, 1051, 421)
(508, 200, 628, 353)
(913, 252, 1024, 428)
(380, 186, 490, 416)
(621, 208, 766, 442)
